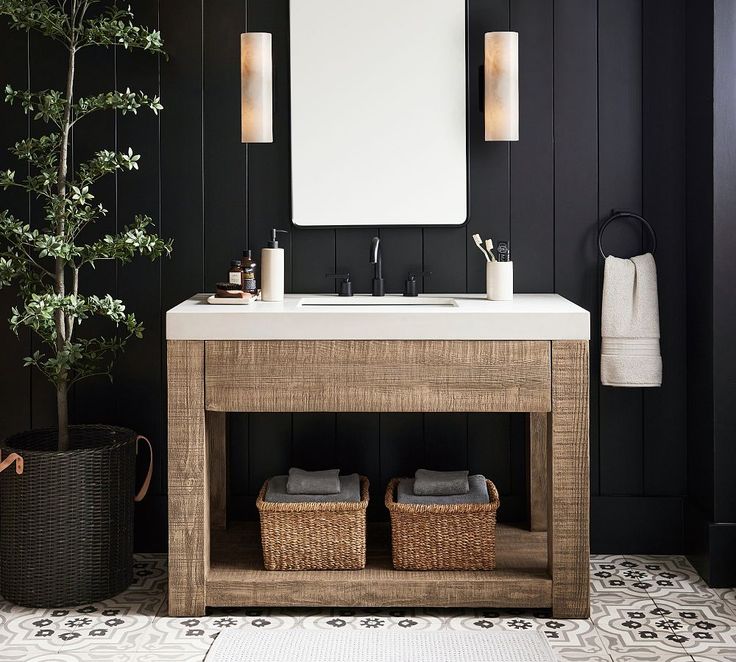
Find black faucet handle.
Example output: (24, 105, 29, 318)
(325, 272, 353, 297)
(404, 271, 431, 297)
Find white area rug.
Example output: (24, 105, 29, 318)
(206, 629, 556, 662)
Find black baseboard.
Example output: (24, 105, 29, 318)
(685, 501, 736, 587)
(591, 496, 684, 553)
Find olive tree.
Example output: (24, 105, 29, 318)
(0, 0, 171, 449)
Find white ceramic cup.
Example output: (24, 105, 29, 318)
(486, 261, 513, 301)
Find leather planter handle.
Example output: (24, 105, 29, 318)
(134, 435, 153, 503)
(0, 452, 23, 475)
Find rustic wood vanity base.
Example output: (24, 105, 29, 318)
(167, 336, 589, 618)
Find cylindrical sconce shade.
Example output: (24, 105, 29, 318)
(484, 32, 519, 141)
(241, 32, 273, 143)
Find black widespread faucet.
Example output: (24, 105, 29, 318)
(369, 236, 384, 296)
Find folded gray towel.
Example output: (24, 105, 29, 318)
(397, 474, 489, 505)
(286, 467, 340, 495)
(265, 473, 360, 503)
(413, 469, 469, 495)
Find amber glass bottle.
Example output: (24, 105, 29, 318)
(241, 250, 257, 294)
(228, 259, 243, 287)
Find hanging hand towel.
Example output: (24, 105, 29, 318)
(601, 252, 662, 387)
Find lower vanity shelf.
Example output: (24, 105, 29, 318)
(207, 521, 551, 609)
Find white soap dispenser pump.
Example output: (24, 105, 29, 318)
(261, 228, 288, 301)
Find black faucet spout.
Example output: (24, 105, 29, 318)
(369, 236, 384, 296)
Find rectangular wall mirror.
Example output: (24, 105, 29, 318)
(289, 0, 468, 227)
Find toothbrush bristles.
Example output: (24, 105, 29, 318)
(472, 234, 490, 262)
(485, 238, 497, 261)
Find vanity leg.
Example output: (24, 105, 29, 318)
(207, 412, 228, 530)
(167, 340, 209, 617)
(548, 340, 589, 618)
(527, 412, 548, 532)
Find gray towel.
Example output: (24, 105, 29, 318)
(265, 473, 360, 503)
(286, 467, 340, 495)
(413, 469, 469, 495)
(397, 474, 489, 505)
(601, 253, 662, 387)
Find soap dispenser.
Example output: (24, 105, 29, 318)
(261, 228, 288, 301)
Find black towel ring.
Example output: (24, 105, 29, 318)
(598, 210, 657, 259)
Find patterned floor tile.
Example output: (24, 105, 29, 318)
(0, 646, 63, 661)
(715, 589, 736, 619)
(443, 609, 611, 661)
(592, 595, 692, 659)
(645, 594, 736, 659)
(690, 652, 736, 662)
(1, 552, 732, 662)
(40, 652, 206, 662)
(591, 555, 654, 603)
(142, 604, 302, 654)
(0, 559, 164, 656)
(133, 653, 206, 662)
(621, 555, 712, 600)
(16, 590, 165, 654)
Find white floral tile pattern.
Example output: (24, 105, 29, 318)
(1, 553, 734, 662)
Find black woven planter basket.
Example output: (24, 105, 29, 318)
(0, 425, 137, 607)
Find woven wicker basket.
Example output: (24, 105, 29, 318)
(256, 476, 369, 571)
(385, 477, 500, 571)
(0, 426, 138, 607)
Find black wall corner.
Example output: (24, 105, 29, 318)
(684, 0, 736, 585)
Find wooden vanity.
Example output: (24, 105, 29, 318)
(166, 294, 590, 618)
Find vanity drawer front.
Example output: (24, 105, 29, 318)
(205, 340, 551, 413)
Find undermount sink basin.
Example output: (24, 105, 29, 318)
(298, 296, 458, 307)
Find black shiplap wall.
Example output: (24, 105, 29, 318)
(0, 0, 687, 552)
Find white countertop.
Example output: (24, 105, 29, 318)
(166, 293, 590, 341)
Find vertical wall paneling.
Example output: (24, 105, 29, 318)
(292, 413, 337, 470)
(598, 0, 644, 496)
(160, 0, 205, 312)
(203, 0, 247, 288)
(247, 413, 292, 496)
(642, 0, 687, 496)
(424, 413, 468, 470)
(423, 227, 466, 294)
(553, 0, 600, 495)
(0, 25, 30, 439)
(334, 228, 379, 293)
(684, 0, 714, 518)
(509, 0, 554, 293)
(115, 0, 167, 544)
(336, 413, 381, 518)
(73, 13, 119, 425)
(379, 413, 424, 487)
(377, 228, 423, 294)
(228, 413, 249, 520)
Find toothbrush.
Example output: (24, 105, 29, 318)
(485, 238, 497, 261)
(472, 234, 491, 262)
